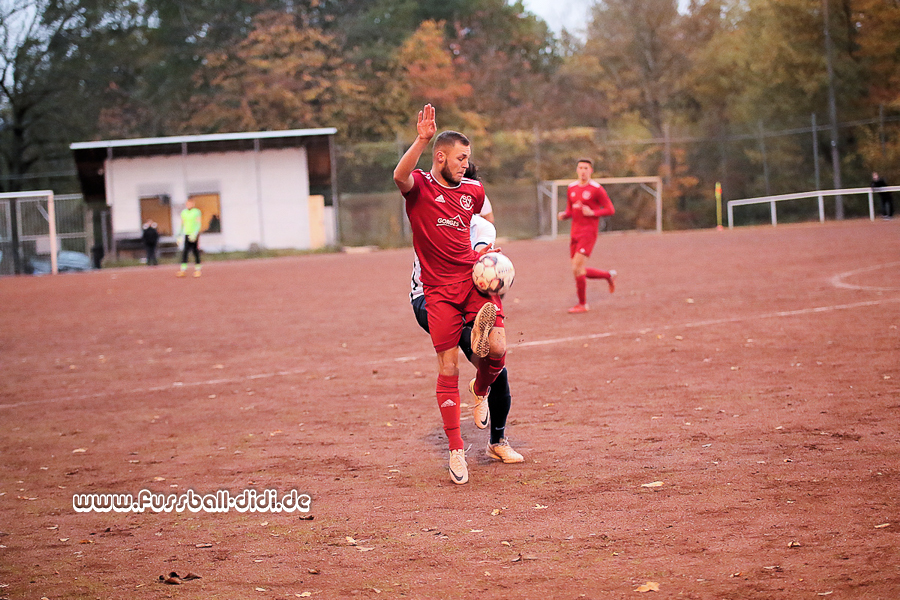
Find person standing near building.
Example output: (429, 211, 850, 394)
(142, 219, 159, 266)
(393, 103, 512, 485)
(557, 159, 616, 313)
(177, 199, 202, 277)
(872, 172, 894, 219)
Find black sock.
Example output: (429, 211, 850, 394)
(487, 368, 511, 444)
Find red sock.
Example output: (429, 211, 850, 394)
(474, 354, 505, 396)
(436, 374, 463, 450)
(576, 275, 587, 305)
(585, 267, 610, 280)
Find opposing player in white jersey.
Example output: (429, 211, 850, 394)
(410, 182, 521, 464)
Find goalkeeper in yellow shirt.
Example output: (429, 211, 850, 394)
(176, 199, 203, 277)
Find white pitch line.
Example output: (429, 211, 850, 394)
(830, 261, 900, 291)
(3, 295, 899, 411)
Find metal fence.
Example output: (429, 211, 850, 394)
(0, 193, 89, 275)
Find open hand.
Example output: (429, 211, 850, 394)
(417, 104, 437, 142)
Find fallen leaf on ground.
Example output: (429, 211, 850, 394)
(307, 568, 320, 574)
(875, 523, 890, 528)
(195, 543, 213, 548)
(182, 573, 201, 580)
(72, 448, 87, 453)
(788, 541, 801, 548)
(533, 504, 548, 509)
(641, 481, 664, 488)
(297, 593, 312, 598)
(356, 546, 374, 552)
(635, 581, 660, 592)
(345, 536, 358, 546)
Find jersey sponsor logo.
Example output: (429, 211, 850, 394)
(460, 194, 474, 211)
(434, 194, 446, 203)
(440, 399, 457, 408)
(436, 214, 467, 231)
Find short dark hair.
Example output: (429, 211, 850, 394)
(577, 158, 593, 168)
(434, 131, 470, 154)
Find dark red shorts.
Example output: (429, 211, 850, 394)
(570, 231, 598, 258)
(424, 280, 504, 353)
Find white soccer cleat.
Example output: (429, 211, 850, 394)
(487, 438, 525, 464)
(448, 448, 469, 484)
(487, 438, 524, 464)
(471, 302, 497, 358)
(468, 378, 489, 430)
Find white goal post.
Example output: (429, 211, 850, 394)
(0, 190, 58, 275)
(538, 176, 664, 237)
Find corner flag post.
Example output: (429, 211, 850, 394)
(715, 182, 723, 230)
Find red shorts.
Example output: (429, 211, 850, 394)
(570, 231, 598, 258)
(424, 280, 505, 353)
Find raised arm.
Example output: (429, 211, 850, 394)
(394, 104, 437, 194)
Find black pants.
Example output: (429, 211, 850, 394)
(181, 237, 200, 264)
(881, 194, 894, 218)
(145, 244, 157, 266)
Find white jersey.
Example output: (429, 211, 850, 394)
(410, 213, 496, 301)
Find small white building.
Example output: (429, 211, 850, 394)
(71, 128, 338, 254)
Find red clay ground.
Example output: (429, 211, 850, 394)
(1, 219, 899, 600)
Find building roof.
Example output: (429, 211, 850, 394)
(70, 127, 337, 151)
(70, 128, 337, 205)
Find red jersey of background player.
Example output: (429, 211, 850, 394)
(563, 181, 615, 236)
(403, 168, 486, 287)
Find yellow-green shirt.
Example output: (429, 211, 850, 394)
(180, 207, 202, 238)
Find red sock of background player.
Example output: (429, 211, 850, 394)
(436, 374, 463, 450)
(576, 275, 587, 305)
(473, 354, 505, 396)
(585, 267, 611, 280)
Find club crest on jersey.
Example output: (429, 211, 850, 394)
(582, 191, 592, 200)
(460, 194, 474, 211)
(436, 214, 467, 232)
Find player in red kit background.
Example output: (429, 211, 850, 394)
(393, 104, 513, 485)
(557, 158, 616, 313)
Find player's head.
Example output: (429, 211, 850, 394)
(576, 158, 593, 182)
(186, 199, 195, 209)
(464, 160, 479, 181)
(433, 131, 471, 186)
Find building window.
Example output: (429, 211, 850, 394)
(140, 195, 173, 235)
(189, 193, 222, 233)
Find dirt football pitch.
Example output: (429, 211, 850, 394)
(1, 219, 899, 600)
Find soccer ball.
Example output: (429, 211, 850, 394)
(472, 252, 515, 296)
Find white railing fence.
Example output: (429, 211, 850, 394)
(727, 185, 900, 229)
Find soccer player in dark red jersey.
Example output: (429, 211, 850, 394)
(557, 158, 617, 313)
(393, 104, 514, 485)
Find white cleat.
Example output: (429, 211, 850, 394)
(471, 302, 497, 358)
(449, 448, 469, 484)
(469, 378, 489, 429)
(487, 438, 524, 463)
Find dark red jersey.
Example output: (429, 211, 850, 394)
(564, 181, 615, 237)
(403, 169, 486, 287)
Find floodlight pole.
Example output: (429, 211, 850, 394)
(823, 0, 843, 218)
